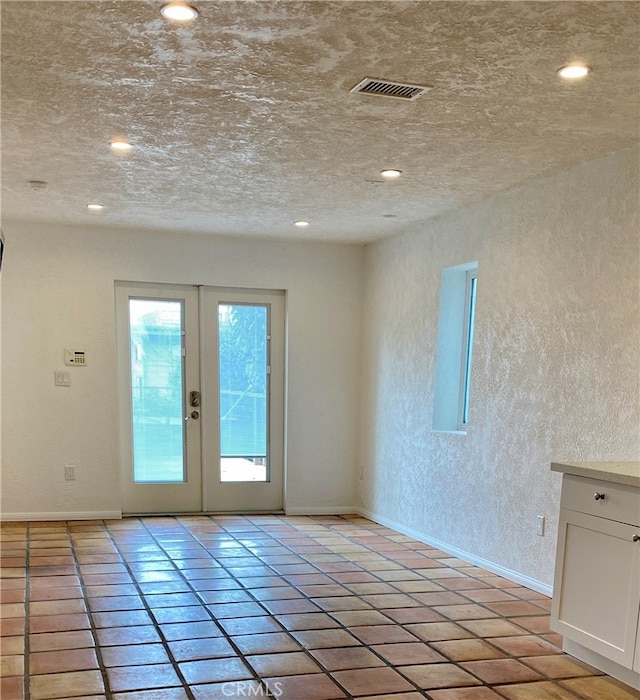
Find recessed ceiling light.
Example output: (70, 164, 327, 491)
(161, 2, 198, 21)
(381, 169, 402, 179)
(87, 203, 104, 210)
(557, 64, 590, 80)
(294, 220, 310, 228)
(110, 140, 133, 151)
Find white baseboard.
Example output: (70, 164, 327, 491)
(285, 506, 358, 516)
(358, 507, 552, 597)
(0, 511, 122, 522)
(1, 508, 357, 520)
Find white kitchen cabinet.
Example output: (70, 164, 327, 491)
(550, 464, 640, 690)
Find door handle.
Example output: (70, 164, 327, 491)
(190, 390, 201, 407)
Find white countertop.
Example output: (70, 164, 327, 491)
(551, 461, 640, 488)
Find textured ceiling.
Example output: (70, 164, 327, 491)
(1, 1, 638, 243)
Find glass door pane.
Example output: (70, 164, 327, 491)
(218, 303, 268, 482)
(129, 298, 185, 483)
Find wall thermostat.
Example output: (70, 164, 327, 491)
(64, 349, 87, 366)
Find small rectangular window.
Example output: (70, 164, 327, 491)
(433, 262, 478, 433)
(458, 269, 477, 429)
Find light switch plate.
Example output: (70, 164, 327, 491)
(54, 370, 71, 387)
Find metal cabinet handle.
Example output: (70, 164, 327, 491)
(593, 492, 605, 501)
(633, 534, 640, 543)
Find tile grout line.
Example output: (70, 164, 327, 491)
(189, 514, 369, 698)
(190, 515, 361, 695)
(87, 514, 598, 698)
(267, 515, 521, 691)
(335, 516, 608, 699)
(200, 513, 430, 698)
(214, 515, 528, 692)
(4, 514, 626, 700)
(24, 523, 31, 700)
(192, 514, 481, 697)
(167, 514, 408, 698)
(136, 520, 544, 690)
(327, 516, 601, 698)
(208, 514, 439, 695)
(104, 517, 198, 700)
(134, 516, 275, 698)
(248, 514, 601, 698)
(294, 516, 516, 694)
(68, 520, 117, 700)
(23, 514, 580, 699)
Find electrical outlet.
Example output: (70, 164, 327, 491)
(536, 515, 545, 537)
(64, 465, 75, 481)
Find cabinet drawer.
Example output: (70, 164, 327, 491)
(561, 474, 640, 526)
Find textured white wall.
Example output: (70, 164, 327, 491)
(359, 146, 640, 588)
(0, 223, 363, 517)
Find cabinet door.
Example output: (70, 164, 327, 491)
(551, 508, 640, 669)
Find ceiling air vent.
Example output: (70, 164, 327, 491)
(349, 77, 432, 101)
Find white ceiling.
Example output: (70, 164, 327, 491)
(2, 1, 638, 244)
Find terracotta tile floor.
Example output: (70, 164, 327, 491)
(1, 514, 638, 700)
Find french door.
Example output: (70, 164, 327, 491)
(202, 288, 284, 513)
(116, 283, 284, 514)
